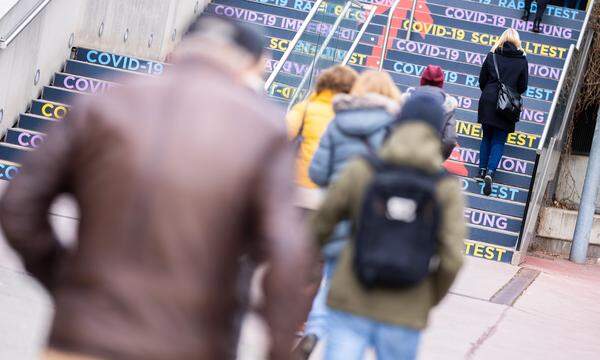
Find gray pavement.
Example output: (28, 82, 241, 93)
(0, 213, 599, 360)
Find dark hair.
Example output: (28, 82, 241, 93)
(186, 16, 265, 62)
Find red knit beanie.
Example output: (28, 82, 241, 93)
(420, 65, 445, 88)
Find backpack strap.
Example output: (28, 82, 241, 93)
(362, 153, 387, 172)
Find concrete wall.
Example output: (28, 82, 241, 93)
(76, 0, 209, 60)
(0, 0, 85, 136)
(554, 154, 600, 212)
(0, 0, 209, 137)
(534, 206, 600, 259)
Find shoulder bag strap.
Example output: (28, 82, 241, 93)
(492, 53, 503, 85)
(295, 103, 308, 140)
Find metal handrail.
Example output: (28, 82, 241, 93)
(577, 0, 595, 50)
(0, 0, 51, 49)
(537, 45, 575, 153)
(286, 1, 354, 111)
(405, 0, 419, 41)
(343, 4, 376, 64)
(264, 0, 325, 91)
(379, 0, 401, 71)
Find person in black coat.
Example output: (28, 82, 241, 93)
(477, 28, 529, 196)
(522, 0, 551, 33)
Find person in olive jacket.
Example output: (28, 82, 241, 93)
(476, 28, 529, 196)
(311, 95, 465, 360)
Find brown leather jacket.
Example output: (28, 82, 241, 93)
(0, 54, 311, 360)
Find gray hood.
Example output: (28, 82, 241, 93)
(332, 93, 399, 136)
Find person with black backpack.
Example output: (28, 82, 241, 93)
(311, 94, 466, 360)
(476, 28, 528, 196)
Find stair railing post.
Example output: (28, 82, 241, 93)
(378, 0, 401, 71)
(342, 4, 376, 65)
(405, 0, 418, 41)
(570, 107, 600, 263)
(286, 1, 353, 112)
(263, 0, 325, 91)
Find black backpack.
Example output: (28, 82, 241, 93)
(354, 154, 446, 289)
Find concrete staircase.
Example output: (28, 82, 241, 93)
(0, 0, 587, 265)
(205, 0, 586, 263)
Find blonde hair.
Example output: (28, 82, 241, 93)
(350, 70, 402, 101)
(315, 65, 358, 95)
(491, 28, 523, 53)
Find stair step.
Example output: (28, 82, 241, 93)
(0, 160, 20, 181)
(0, 143, 31, 163)
(53, 72, 118, 95)
(73, 47, 168, 76)
(29, 99, 70, 119)
(64, 59, 142, 82)
(42, 86, 88, 105)
(461, 0, 585, 23)
(5, 129, 46, 149)
(18, 113, 59, 132)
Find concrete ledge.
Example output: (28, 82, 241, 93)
(537, 207, 600, 245)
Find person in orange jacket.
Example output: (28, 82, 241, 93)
(286, 65, 358, 210)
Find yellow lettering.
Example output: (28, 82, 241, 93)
(484, 246, 495, 260)
(464, 241, 474, 255)
(41, 103, 53, 117)
(473, 244, 485, 257)
(496, 248, 508, 262)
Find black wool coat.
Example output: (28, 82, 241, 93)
(477, 43, 529, 133)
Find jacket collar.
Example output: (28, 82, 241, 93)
(310, 90, 336, 104)
(495, 42, 526, 58)
(333, 93, 399, 114)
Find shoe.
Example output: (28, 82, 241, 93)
(533, 19, 541, 33)
(474, 168, 487, 182)
(521, 10, 530, 21)
(483, 171, 494, 196)
(292, 334, 319, 360)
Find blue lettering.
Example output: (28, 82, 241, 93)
(86, 50, 98, 63)
(98, 53, 111, 65)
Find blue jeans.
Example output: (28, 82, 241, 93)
(304, 258, 337, 338)
(325, 310, 421, 360)
(479, 125, 509, 173)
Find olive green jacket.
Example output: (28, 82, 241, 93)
(311, 122, 466, 330)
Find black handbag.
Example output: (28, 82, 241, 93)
(492, 53, 523, 121)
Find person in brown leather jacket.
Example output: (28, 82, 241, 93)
(0, 17, 312, 360)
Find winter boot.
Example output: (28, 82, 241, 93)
(533, 19, 541, 33)
(521, 9, 530, 21)
(475, 168, 487, 182)
(483, 171, 494, 196)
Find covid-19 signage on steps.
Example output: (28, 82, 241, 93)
(75, 48, 166, 76)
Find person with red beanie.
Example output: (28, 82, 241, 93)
(401, 65, 458, 159)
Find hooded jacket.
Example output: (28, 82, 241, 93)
(308, 93, 399, 258)
(478, 42, 529, 132)
(286, 90, 337, 189)
(311, 122, 466, 329)
(309, 93, 399, 186)
(401, 86, 458, 159)
(0, 42, 311, 360)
